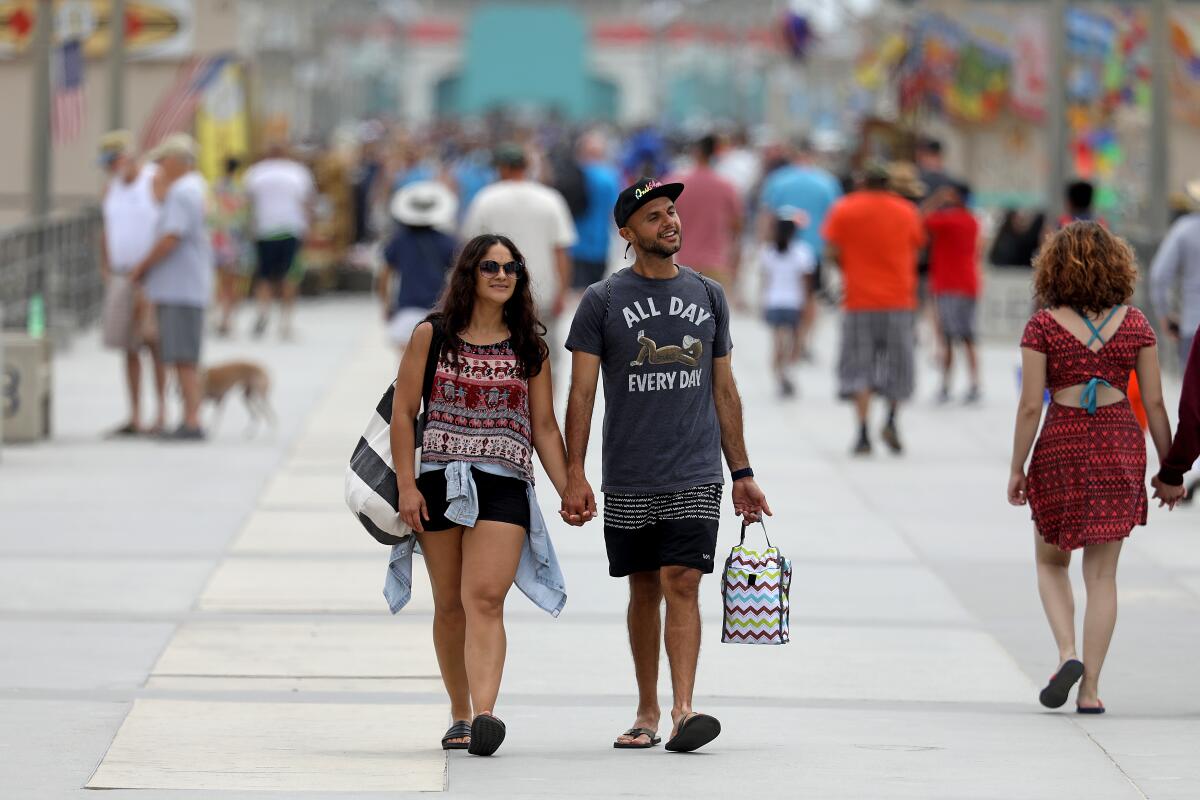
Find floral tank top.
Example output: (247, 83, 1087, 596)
(421, 338, 534, 482)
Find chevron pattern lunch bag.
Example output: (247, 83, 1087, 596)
(721, 521, 791, 645)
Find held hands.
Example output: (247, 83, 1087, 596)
(398, 482, 429, 533)
(560, 476, 597, 527)
(1150, 476, 1187, 510)
(733, 477, 772, 523)
(1007, 470, 1028, 506)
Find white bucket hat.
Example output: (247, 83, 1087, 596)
(390, 181, 458, 229)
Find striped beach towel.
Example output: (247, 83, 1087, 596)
(721, 521, 791, 645)
(344, 323, 443, 545)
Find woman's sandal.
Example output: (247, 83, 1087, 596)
(467, 713, 506, 756)
(1038, 659, 1084, 709)
(1076, 701, 1106, 715)
(613, 727, 661, 749)
(441, 720, 471, 750)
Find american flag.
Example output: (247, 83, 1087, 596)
(51, 39, 86, 146)
(140, 55, 230, 150)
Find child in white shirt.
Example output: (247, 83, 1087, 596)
(761, 217, 816, 397)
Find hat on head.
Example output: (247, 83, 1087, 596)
(97, 129, 132, 167)
(390, 180, 458, 229)
(493, 142, 527, 169)
(148, 133, 197, 162)
(886, 161, 926, 198)
(1187, 180, 1200, 207)
(613, 176, 685, 228)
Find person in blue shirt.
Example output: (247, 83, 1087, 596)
(759, 138, 842, 358)
(570, 131, 622, 292)
(380, 181, 458, 351)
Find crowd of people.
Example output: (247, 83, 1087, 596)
(90, 114, 1200, 758)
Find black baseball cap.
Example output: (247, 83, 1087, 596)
(614, 176, 685, 228)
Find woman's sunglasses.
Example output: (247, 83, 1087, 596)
(478, 260, 525, 278)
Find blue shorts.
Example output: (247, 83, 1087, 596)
(764, 307, 801, 328)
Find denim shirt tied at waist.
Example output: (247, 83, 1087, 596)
(384, 461, 567, 617)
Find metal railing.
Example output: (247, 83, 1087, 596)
(0, 208, 104, 342)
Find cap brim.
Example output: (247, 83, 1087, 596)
(620, 182, 685, 226)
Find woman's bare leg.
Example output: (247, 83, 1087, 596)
(416, 526, 471, 740)
(459, 520, 525, 715)
(1079, 539, 1123, 708)
(1034, 533, 1077, 666)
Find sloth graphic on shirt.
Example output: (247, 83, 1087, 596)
(565, 266, 733, 494)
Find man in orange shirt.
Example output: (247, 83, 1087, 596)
(823, 164, 926, 455)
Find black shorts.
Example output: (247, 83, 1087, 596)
(603, 484, 722, 577)
(255, 236, 300, 282)
(417, 467, 530, 532)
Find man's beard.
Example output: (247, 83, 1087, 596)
(636, 230, 682, 258)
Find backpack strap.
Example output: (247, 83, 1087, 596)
(599, 271, 619, 328)
(690, 267, 723, 331)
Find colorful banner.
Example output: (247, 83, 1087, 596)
(0, 0, 194, 59)
(195, 61, 248, 182)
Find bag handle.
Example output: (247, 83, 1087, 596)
(738, 519, 774, 549)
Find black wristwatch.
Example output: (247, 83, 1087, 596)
(731, 467, 754, 481)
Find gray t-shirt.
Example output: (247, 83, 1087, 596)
(566, 265, 732, 494)
(143, 172, 214, 307)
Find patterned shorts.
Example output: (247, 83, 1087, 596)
(602, 484, 722, 577)
(935, 293, 977, 341)
(837, 310, 915, 402)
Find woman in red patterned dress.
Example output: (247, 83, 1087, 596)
(1009, 222, 1176, 714)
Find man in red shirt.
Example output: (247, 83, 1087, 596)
(1154, 327, 1200, 506)
(669, 134, 743, 292)
(823, 164, 926, 455)
(922, 183, 981, 404)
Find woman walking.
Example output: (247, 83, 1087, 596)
(388, 234, 572, 756)
(1008, 222, 1175, 713)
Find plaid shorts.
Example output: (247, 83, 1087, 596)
(838, 310, 916, 402)
(935, 293, 978, 341)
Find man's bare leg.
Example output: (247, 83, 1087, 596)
(123, 351, 142, 429)
(615, 571, 663, 746)
(660, 565, 703, 736)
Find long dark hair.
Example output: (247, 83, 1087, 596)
(431, 233, 548, 378)
(772, 217, 797, 253)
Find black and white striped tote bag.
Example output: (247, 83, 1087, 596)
(344, 324, 443, 545)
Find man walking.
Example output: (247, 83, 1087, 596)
(242, 141, 315, 339)
(823, 164, 926, 455)
(97, 130, 166, 436)
(130, 134, 213, 440)
(670, 134, 743, 290)
(1150, 181, 1200, 375)
(569, 130, 621, 293)
(462, 143, 577, 340)
(563, 177, 770, 753)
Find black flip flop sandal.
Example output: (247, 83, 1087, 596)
(1076, 701, 1106, 715)
(613, 727, 661, 749)
(441, 720, 471, 751)
(1039, 659, 1084, 709)
(467, 714, 506, 756)
(664, 713, 721, 753)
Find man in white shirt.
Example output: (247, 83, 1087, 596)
(97, 130, 167, 436)
(461, 143, 577, 341)
(130, 134, 215, 440)
(242, 142, 315, 339)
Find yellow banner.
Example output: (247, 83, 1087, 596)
(195, 61, 248, 181)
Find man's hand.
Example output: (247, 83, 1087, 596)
(561, 475, 597, 526)
(1151, 475, 1186, 510)
(732, 477, 771, 522)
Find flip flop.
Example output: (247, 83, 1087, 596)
(441, 720, 471, 751)
(1077, 701, 1106, 715)
(1039, 659, 1084, 709)
(664, 713, 721, 753)
(613, 727, 661, 749)
(104, 423, 140, 439)
(467, 713, 506, 756)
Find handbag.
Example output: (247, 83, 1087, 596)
(344, 321, 444, 545)
(721, 520, 791, 645)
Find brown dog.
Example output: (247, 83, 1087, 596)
(201, 360, 275, 436)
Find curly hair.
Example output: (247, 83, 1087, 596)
(1032, 221, 1138, 314)
(430, 233, 548, 378)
